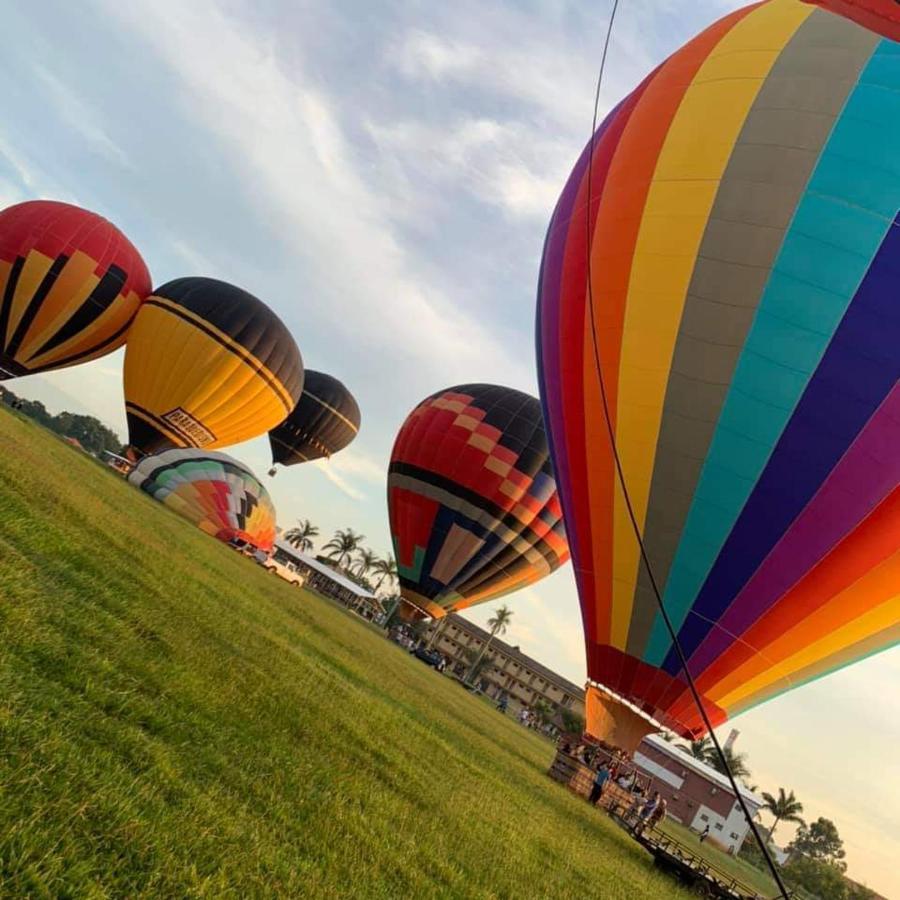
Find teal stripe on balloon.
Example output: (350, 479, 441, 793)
(644, 39, 900, 666)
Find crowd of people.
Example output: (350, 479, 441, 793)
(557, 738, 668, 835)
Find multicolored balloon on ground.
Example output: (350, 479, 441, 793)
(128, 448, 277, 552)
(0, 200, 150, 380)
(268, 369, 360, 471)
(123, 277, 303, 457)
(388, 384, 569, 619)
(537, 0, 900, 740)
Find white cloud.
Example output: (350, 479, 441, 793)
(390, 28, 598, 128)
(310, 447, 384, 502)
(393, 31, 484, 82)
(314, 463, 365, 502)
(0, 135, 79, 205)
(366, 116, 569, 223)
(0, 175, 24, 210)
(98, 0, 531, 391)
(169, 238, 217, 277)
(31, 64, 133, 169)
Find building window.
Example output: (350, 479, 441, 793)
(714, 824, 723, 832)
(699, 814, 709, 823)
(730, 832, 740, 840)
(710, 788, 718, 796)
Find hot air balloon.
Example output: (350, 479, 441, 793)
(802, 0, 900, 40)
(536, 0, 900, 747)
(123, 277, 303, 457)
(267, 369, 360, 474)
(128, 448, 277, 552)
(387, 384, 569, 620)
(0, 200, 150, 380)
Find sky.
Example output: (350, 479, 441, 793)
(1, 0, 897, 893)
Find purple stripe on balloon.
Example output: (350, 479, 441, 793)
(687, 380, 900, 674)
(665, 213, 900, 674)
(537, 103, 622, 572)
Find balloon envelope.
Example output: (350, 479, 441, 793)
(268, 369, 360, 466)
(129, 448, 277, 552)
(123, 277, 303, 456)
(388, 384, 569, 619)
(536, 0, 900, 737)
(0, 200, 150, 380)
(802, 0, 900, 40)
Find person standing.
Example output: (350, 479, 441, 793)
(588, 762, 611, 806)
(698, 824, 710, 843)
(633, 792, 661, 835)
(648, 798, 667, 832)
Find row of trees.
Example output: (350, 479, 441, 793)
(281, 521, 398, 594)
(1, 387, 123, 456)
(675, 738, 875, 899)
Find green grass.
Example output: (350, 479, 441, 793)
(0, 407, 693, 899)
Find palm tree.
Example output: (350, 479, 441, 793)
(465, 605, 513, 685)
(370, 555, 398, 593)
(354, 547, 378, 578)
(322, 528, 365, 570)
(283, 519, 319, 554)
(462, 646, 493, 683)
(761, 788, 804, 842)
(678, 737, 714, 761)
(705, 745, 752, 782)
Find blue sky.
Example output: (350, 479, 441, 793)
(2, 0, 897, 892)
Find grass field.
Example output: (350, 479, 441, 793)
(0, 407, 693, 899)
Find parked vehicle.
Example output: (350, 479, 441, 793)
(260, 556, 305, 587)
(413, 646, 444, 669)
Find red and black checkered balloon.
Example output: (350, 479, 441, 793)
(387, 384, 569, 619)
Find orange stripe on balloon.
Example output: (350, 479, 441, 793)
(580, 3, 758, 671)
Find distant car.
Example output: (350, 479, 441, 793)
(413, 646, 443, 668)
(260, 557, 306, 587)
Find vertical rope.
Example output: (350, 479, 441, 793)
(579, 4, 789, 895)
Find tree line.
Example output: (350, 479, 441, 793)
(281, 520, 398, 597)
(1, 386, 124, 457)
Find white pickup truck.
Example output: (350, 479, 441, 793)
(260, 556, 306, 587)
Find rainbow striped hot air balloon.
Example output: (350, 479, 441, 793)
(537, 0, 900, 741)
(802, 0, 900, 41)
(128, 449, 277, 552)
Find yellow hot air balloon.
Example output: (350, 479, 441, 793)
(123, 277, 303, 456)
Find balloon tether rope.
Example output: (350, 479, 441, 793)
(581, 3, 788, 895)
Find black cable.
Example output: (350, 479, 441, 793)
(581, 4, 789, 897)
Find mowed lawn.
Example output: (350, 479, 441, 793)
(0, 408, 690, 899)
